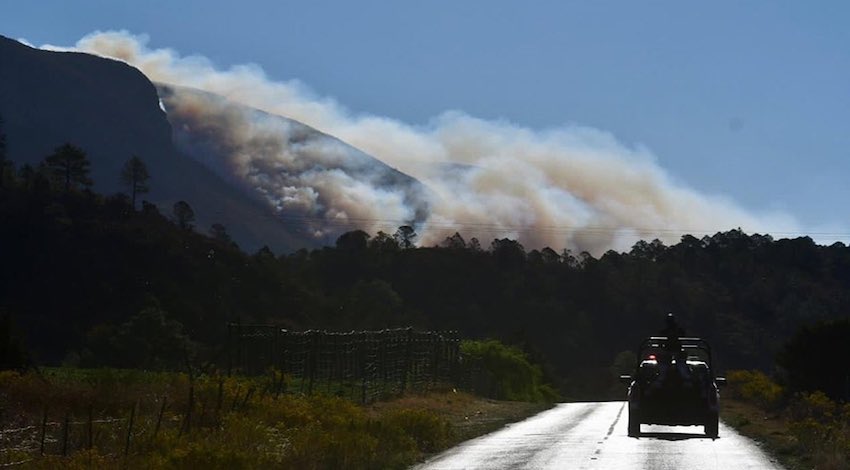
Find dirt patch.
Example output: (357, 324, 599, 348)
(722, 398, 802, 470)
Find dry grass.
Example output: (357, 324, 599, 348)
(370, 389, 552, 445)
(0, 369, 551, 468)
(722, 398, 802, 468)
(723, 378, 850, 470)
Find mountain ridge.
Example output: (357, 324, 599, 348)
(0, 35, 428, 252)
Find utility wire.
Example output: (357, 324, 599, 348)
(269, 213, 850, 238)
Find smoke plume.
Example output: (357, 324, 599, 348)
(55, 31, 798, 253)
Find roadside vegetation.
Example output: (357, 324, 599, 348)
(2, 131, 849, 465)
(722, 319, 849, 470)
(460, 339, 559, 403)
(0, 367, 551, 468)
(724, 370, 849, 469)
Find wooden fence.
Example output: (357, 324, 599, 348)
(227, 325, 461, 402)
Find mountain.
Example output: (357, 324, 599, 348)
(0, 35, 428, 252)
(155, 84, 430, 240)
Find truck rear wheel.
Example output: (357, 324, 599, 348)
(705, 413, 719, 438)
(628, 411, 640, 437)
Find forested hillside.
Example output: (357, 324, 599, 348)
(2, 142, 849, 396)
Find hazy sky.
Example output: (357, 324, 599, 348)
(3, 1, 849, 238)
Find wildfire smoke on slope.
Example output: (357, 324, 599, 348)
(55, 31, 797, 253)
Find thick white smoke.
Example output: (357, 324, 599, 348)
(58, 30, 798, 253)
(154, 84, 428, 240)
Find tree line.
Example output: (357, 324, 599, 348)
(0, 134, 204, 232)
(1, 129, 847, 399)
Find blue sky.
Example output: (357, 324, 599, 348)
(3, 1, 849, 238)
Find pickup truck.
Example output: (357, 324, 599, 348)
(620, 336, 726, 438)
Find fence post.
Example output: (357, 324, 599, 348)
(181, 385, 194, 435)
(280, 329, 289, 381)
(61, 414, 69, 457)
(326, 333, 334, 395)
(431, 333, 439, 388)
(275, 328, 283, 375)
(155, 396, 167, 438)
(227, 322, 233, 377)
(39, 408, 47, 455)
(360, 334, 368, 404)
(216, 379, 224, 413)
(450, 331, 461, 386)
(87, 405, 93, 450)
(275, 370, 285, 399)
(296, 333, 306, 395)
(240, 387, 255, 411)
(378, 331, 387, 396)
(308, 331, 318, 395)
(124, 403, 136, 466)
(401, 327, 413, 393)
(230, 386, 241, 412)
(235, 319, 242, 375)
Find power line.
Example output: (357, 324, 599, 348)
(270, 213, 850, 239)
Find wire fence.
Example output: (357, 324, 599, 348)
(0, 327, 505, 465)
(0, 401, 157, 466)
(227, 325, 462, 403)
(0, 384, 266, 467)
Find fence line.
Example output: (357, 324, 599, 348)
(227, 325, 461, 402)
(0, 328, 511, 464)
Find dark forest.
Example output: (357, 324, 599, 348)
(1, 142, 849, 398)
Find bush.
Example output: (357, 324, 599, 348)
(726, 369, 784, 410)
(460, 339, 559, 402)
(788, 392, 850, 470)
(383, 408, 454, 453)
(0, 369, 457, 469)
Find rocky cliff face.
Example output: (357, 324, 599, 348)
(0, 35, 173, 193)
(0, 36, 427, 252)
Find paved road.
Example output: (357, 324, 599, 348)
(414, 402, 784, 470)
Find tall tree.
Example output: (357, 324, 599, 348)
(172, 200, 195, 230)
(441, 232, 467, 250)
(777, 319, 850, 401)
(210, 223, 233, 244)
(394, 225, 417, 249)
(336, 230, 370, 252)
(43, 143, 92, 192)
(369, 231, 400, 253)
(120, 155, 150, 209)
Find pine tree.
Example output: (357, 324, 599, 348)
(172, 200, 195, 230)
(121, 155, 151, 209)
(43, 143, 92, 192)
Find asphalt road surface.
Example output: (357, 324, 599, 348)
(414, 402, 784, 470)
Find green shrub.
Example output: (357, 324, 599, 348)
(726, 369, 784, 410)
(383, 408, 454, 453)
(783, 391, 850, 470)
(724, 369, 850, 470)
(460, 339, 559, 402)
(0, 368, 465, 468)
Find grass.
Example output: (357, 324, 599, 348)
(722, 370, 850, 470)
(721, 398, 802, 469)
(369, 390, 551, 447)
(0, 368, 551, 468)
